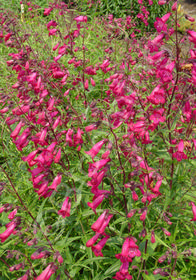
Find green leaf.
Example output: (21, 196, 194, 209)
(104, 260, 121, 275)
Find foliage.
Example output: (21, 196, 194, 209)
(0, 0, 196, 280)
(75, 0, 171, 32)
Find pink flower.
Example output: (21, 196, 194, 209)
(154, 18, 167, 33)
(4, 32, 12, 42)
(9, 263, 24, 271)
(85, 123, 99, 132)
(90, 77, 95, 86)
(85, 139, 107, 160)
(188, 30, 196, 45)
(157, 61, 175, 82)
(151, 179, 162, 196)
(173, 140, 187, 161)
(35, 263, 57, 280)
(46, 20, 57, 29)
(74, 16, 87, 23)
(91, 210, 113, 234)
(158, 0, 166, 4)
(171, 2, 177, 11)
(53, 71, 65, 79)
(84, 79, 89, 89)
(140, 208, 147, 221)
(92, 235, 110, 257)
(127, 209, 136, 218)
(86, 233, 100, 247)
(0, 206, 5, 214)
(151, 230, 156, 243)
(10, 121, 24, 140)
(113, 261, 132, 280)
(8, 209, 17, 220)
(87, 194, 105, 214)
(49, 29, 58, 36)
(116, 237, 141, 263)
(54, 148, 61, 163)
(148, 85, 165, 105)
(87, 168, 108, 189)
(190, 202, 196, 221)
(162, 228, 171, 236)
(185, 15, 195, 22)
(0, 221, 17, 242)
(17, 272, 29, 280)
(31, 250, 50, 260)
(44, 7, 53, 16)
(148, 33, 165, 52)
(58, 197, 71, 218)
(49, 175, 62, 191)
(150, 109, 165, 125)
(88, 159, 111, 177)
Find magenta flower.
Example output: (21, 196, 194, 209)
(49, 29, 58, 36)
(162, 228, 171, 236)
(127, 209, 136, 218)
(148, 85, 165, 105)
(58, 197, 71, 218)
(132, 191, 138, 201)
(74, 15, 87, 23)
(10, 121, 24, 140)
(150, 109, 165, 126)
(35, 263, 57, 280)
(0, 206, 5, 214)
(171, 1, 177, 11)
(116, 237, 141, 263)
(49, 174, 62, 191)
(190, 202, 196, 221)
(151, 230, 156, 243)
(85, 139, 107, 160)
(87, 168, 108, 189)
(92, 235, 110, 257)
(31, 250, 50, 260)
(127, 238, 141, 259)
(17, 272, 29, 280)
(113, 261, 132, 280)
(8, 209, 17, 220)
(151, 179, 162, 196)
(87, 194, 105, 214)
(54, 148, 61, 163)
(140, 208, 147, 221)
(188, 30, 196, 45)
(86, 233, 100, 247)
(44, 7, 53, 16)
(173, 140, 187, 161)
(46, 20, 57, 30)
(88, 159, 111, 177)
(85, 123, 99, 132)
(0, 221, 17, 242)
(91, 210, 113, 234)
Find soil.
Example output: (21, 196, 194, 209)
(179, 0, 196, 15)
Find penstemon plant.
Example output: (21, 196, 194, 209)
(0, 0, 196, 279)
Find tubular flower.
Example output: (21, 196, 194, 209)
(35, 263, 57, 280)
(58, 197, 71, 218)
(190, 202, 196, 221)
(87, 194, 105, 214)
(92, 235, 110, 257)
(116, 237, 141, 263)
(85, 139, 107, 160)
(0, 221, 17, 242)
(74, 15, 87, 23)
(113, 261, 132, 280)
(91, 210, 113, 234)
(86, 233, 101, 247)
